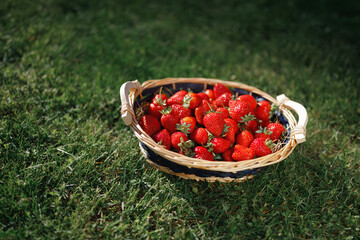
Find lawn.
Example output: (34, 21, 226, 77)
(1, 0, 359, 239)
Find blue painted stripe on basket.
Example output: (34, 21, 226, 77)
(140, 142, 264, 179)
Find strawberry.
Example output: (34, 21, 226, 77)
(229, 100, 252, 123)
(209, 137, 231, 153)
(249, 138, 275, 157)
(204, 89, 215, 100)
(254, 100, 271, 122)
(223, 118, 238, 144)
(267, 123, 285, 141)
(197, 92, 209, 101)
(176, 117, 196, 135)
(232, 145, 255, 161)
(235, 130, 254, 147)
(194, 107, 207, 125)
(183, 92, 201, 109)
(254, 127, 273, 139)
(216, 107, 230, 119)
(258, 120, 270, 128)
(190, 128, 209, 145)
(239, 113, 257, 133)
(167, 90, 187, 105)
(244, 120, 258, 133)
(171, 132, 188, 149)
(214, 83, 232, 99)
(194, 100, 214, 125)
(215, 93, 232, 107)
(236, 95, 257, 111)
(152, 93, 167, 106)
(139, 115, 161, 136)
(160, 107, 180, 133)
(171, 104, 192, 119)
(203, 112, 225, 136)
(152, 129, 171, 150)
(199, 99, 215, 110)
(148, 102, 164, 119)
(258, 100, 271, 110)
(222, 147, 234, 161)
(194, 146, 214, 161)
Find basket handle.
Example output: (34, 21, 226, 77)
(276, 94, 308, 144)
(120, 80, 142, 125)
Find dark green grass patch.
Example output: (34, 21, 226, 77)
(1, 0, 359, 239)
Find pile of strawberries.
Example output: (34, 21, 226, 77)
(139, 83, 286, 161)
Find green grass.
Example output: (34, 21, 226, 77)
(1, 0, 359, 238)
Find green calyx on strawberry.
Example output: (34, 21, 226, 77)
(240, 113, 256, 123)
(159, 106, 172, 115)
(182, 94, 193, 109)
(178, 137, 195, 157)
(221, 123, 230, 136)
(255, 126, 273, 139)
(152, 87, 167, 106)
(176, 122, 192, 135)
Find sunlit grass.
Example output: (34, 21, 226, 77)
(1, 0, 359, 238)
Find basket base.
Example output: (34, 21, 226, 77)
(139, 143, 257, 183)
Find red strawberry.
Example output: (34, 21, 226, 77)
(239, 113, 257, 133)
(254, 101, 271, 122)
(267, 123, 285, 140)
(171, 132, 188, 149)
(190, 128, 209, 145)
(249, 138, 274, 157)
(171, 104, 192, 119)
(176, 117, 196, 135)
(149, 102, 164, 118)
(160, 107, 180, 133)
(194, 107, 207, 125)
(152, 93, 167, 106)
(215, 93, 232, 107)
(246, 120, 258, 133)
(194, 146, 214, 161)
(203, 112, 225, 136)
(229, 100, 252, 123)
(139, 115, 161, 136)
(254, 127, 273, 139)
(194, 100, 214, 125)
(258, 100, 271, 110)
(235, 130, 254, 147)
(197, 92, 209, 101)
(224, 118, 238, 144)
(236, 95, 257, 111)
(214, 83, 232, 99)
(222, 147, 234, 161)
(152, 129, 171, 150)
(258, 120, 270, 128)
(209, 137, 231, 153)
(216, 107, 230, 119)
(167, 90, 187, 105)
(204, 89, 215, 100)
(183, 92, 201, 109)
(232, 145, 255, 161)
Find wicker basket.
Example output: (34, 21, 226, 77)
(120, 78, 308, 182)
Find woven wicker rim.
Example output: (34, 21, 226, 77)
(125, 77, 301, 173)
